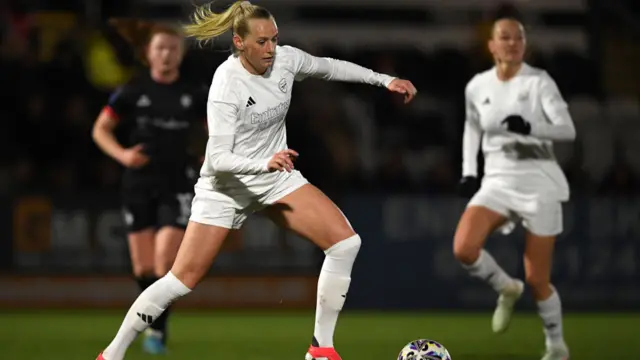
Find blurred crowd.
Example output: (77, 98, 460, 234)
(1, 1, 639, 198)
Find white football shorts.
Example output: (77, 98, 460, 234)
(189, 170, 309, 229)
(468, 183, 563, 237)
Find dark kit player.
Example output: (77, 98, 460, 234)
(92, 19, 206, 355)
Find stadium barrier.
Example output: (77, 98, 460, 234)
(1, 194, 639, 310)
(343, 196, 640, 310)
(0, 275, 318, 309)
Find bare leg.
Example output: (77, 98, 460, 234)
(265, 184, 357, 355)
(454, 206, 523, 333)
(524, 231, 568, 359)
(128, 229, 156, 279)
(138, 226, 184, 345)
(100, 222, 230, 360)
(453, 206, 513, 292)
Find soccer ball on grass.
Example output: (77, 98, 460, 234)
(397, 339, 452, 360)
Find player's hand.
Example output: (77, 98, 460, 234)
(387, 79, 417, 104)
(458, 176, 479, 198)
(501, 115, 531, 135)
(120, 144, 150, 168)
(267, 149, 299, 173)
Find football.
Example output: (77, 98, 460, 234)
(397, 339, 452, 360)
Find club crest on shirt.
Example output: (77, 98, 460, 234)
(549, 93, 563, 104)
(181, 94, 192, 108)
(278, 78, 288, 93)
(137, 94, 151, 107)
(518, 92, 529, 101)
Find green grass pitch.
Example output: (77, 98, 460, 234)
(0, 310, 637, 359)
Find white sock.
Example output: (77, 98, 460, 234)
(313, 234, 361, 348)
(537, 287, 565, 348)
(102, 272, 191, 360)
(461, 249, 514, 293)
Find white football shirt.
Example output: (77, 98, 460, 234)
(199, 45, 395, 196)
(462, 63, 576, 201)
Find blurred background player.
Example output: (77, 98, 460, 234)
(454, 18, 575, 360)
(95, 1, 416, 360)
(91, 18, 207, 355)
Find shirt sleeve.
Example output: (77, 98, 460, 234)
(529, 72, 576, 141)
(462, 82, 482, 177)
(283, 45, 396, 87)
(105, 84, 133, 121)
(206, 76, 270, 175)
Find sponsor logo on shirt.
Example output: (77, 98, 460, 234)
(250, 99, 291, 130)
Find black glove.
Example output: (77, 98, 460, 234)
(458, 176, 479, 198)
(501, 115, 531, 135)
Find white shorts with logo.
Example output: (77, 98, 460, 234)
(189, 170, 309, 229)
(468, 183, 563, 237)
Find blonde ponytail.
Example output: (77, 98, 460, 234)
(184, 1, 254, 43)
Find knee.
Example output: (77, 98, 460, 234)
(452, 219, 488, 265)
(322, 223, 357, 249)
(453, 239, 481, 265)
(331, 222, 357, 244)
(326, 234, 361, 259)
(170, 269, 200, 290)
(170, 263, 205, 289)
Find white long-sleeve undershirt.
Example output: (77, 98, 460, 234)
(206, 46, 395, 176)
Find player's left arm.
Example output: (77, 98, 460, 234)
(529, 72, 576, 141)
(285, 45, 417, 103)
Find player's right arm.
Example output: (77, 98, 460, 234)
(462, 79, 482, 178)
(458, 78, 482, 197)
(206, 73, 296, 175)
(92, 86, 149, 168)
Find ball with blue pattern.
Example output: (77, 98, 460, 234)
(397, 339, 452, 360)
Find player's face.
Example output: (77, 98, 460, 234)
(240, 18, 278, 73)
(147, 32, 184, 73)
(489, 20, 526, 64)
